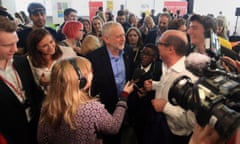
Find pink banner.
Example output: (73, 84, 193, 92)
(164, 1, 188, 16)
(89, 1, 103, 20)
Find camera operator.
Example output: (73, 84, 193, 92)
(187, 14, 240, 76)
(144, 30, 198, 144)
(187, 14, 240, 61)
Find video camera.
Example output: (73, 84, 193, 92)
(168, 57, 240, 140)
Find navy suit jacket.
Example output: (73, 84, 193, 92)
(0, 56, 43, 144)
(87, 45, 133, 114)
(144, 29, 158, 45)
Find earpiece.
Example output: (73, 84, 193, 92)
(69, 58, 87, 89)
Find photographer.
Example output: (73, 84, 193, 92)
(187, 14, 240, 61)
(144, 30, 198, 144)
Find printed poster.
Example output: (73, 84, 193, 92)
(57, 2, 68, 17)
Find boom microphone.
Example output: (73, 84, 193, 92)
(204, 30, 221, 59)
(185, 52, 211, 77)
(185, 52, 240, 81)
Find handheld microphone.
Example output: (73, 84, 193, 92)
(130, 68, 146, 83)
(130, 68, 146, 94)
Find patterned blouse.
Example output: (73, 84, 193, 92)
(37, 100, 127, 144)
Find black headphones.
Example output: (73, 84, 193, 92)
(69, 58, 87, 89)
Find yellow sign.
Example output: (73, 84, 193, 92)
(106, 0, 113, 11)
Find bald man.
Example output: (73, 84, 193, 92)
(144, 30, 198, 144)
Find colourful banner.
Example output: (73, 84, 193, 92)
(106, 0, 113, 11)
(164, 1, 188, 16)
(89, 1, 103, 20)
(57, 2, 68, 18)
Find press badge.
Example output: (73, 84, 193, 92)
(25, 107, 31, 122)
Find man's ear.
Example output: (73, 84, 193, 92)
(102, 36, 109, 44)
(168, 45, 174, 53)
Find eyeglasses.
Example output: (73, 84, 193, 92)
(157, 42, 170, 47)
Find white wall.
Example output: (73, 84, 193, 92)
(2, 0, 240, 35)
(1, 0, 16, 15)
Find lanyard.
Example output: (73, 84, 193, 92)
(0, 65, 25, 102)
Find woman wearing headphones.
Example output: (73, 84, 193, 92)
(37, 57, 134, 144)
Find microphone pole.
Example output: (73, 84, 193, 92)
(233, 15, 238, 36)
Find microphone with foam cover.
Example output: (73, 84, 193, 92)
(185, 52, 211, 77)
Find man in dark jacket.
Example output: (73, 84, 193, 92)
(0, 16, 43, 144)
(87, 21, 134, 144)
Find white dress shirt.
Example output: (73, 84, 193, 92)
(152, 56, 198, 136)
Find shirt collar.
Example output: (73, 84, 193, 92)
(0, 59, 13, 71)
(107, 47, 124, 60)
(163, 56, 186, 74)
(170, 56, 186, 73)
(141, 63, 152, 73)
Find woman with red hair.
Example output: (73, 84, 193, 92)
(59, 20, 85, 55)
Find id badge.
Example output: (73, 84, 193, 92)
(25, 107, 31, 122)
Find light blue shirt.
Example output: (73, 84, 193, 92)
(107, 49, 126, 96)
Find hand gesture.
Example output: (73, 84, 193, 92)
(123, 81, 134, 94)
(39, 73, 49, 87)
(144, 79, 152, 91)
(189, 124, 225, 144)
(221, 56, 240, 73)
(151, 98, 167, 112)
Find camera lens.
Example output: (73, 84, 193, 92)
(168, 74, 240, 141)
(168, 76, 194, 110)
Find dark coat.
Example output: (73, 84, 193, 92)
(87, 45, 134, 144)
(0, 56, 44, 144)
(87, 45, 134, 114)
(144, 29, 158, 45)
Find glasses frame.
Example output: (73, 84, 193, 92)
(157, 42, 170, 47)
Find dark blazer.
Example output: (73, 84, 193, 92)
(144, 29, 158, 45)
(0, 56, 43, 144)
(87, 45, 134, 114)
(127, 61, 164, 144)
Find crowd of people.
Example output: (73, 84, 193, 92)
(0, 2, 240, 144)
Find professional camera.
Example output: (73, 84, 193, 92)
(168, 59, 240, 140)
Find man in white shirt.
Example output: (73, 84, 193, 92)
(144, 30, 198, 144)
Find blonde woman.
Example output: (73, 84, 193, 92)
(139, 15, 157, 41)
(80, 35, 101, 56)
(37, 57, 134, 144)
